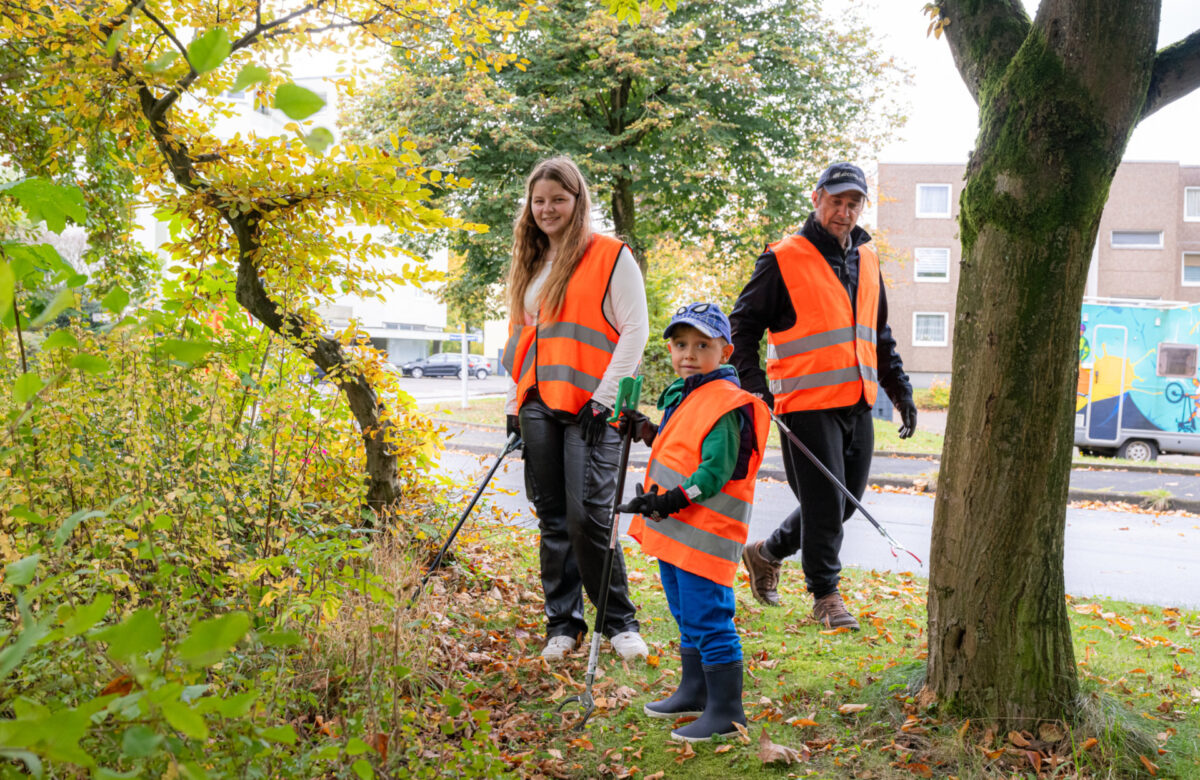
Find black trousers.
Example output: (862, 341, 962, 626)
(764, 404, 873, 598)
(519, 397, 639, 640)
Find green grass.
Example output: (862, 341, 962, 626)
(412, 517, 1200, 779)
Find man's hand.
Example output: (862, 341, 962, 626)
(618, 410, 658, 446)
(575, 399, 613, 446)
(617, 484, 689, 520)
(897, 399, 918, 439)
(506, 414, 521, 439)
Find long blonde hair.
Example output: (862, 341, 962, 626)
(507, 156, 594, 323)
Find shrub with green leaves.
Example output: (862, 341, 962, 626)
(0, 178, 507, 778)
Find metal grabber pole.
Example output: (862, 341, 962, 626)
(408, 432, 523, 608)
(556, 375, 643, 730)
(769, 410, 922, 566)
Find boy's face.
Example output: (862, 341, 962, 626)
(667, 325, 733, 379)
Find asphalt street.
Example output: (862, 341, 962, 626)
(433, 445, 1200, 610)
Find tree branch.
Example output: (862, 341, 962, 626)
(1142, 28, 1200, 120)
(139, 6, 189, 60)
(938, 0, 1031, 104)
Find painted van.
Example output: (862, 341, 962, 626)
(1076, 298, 1200, 461)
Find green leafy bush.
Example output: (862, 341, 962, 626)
(0, 178, 508, 778)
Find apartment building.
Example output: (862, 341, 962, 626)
(876, 161, 1200, 385)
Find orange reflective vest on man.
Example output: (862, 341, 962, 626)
(629, 380, 770, 587)
(765, 235, 880, 414)
(501, 234, 625, 415)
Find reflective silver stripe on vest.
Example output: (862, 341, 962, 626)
(856, 324, 876, 342)
(502, 332, 523, 374)
(768, 326, 856, 360)
(649, 515, 744, 564)
(537, 322, 618, 354)
(519, 340, 537, 378)
(647, 462, 752, 525)
(768, 365, 879, 395)
(537, 363, 601, 393)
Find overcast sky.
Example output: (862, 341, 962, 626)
(830, 0, 1200, 166)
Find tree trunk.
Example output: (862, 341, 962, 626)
(928, 0, 1161, 722)
(135, 87, 402, 511)
(231, 219, 402, 510)
(611, 173, 644, 265)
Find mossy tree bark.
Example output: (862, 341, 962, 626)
(927, 0, 1200, 723)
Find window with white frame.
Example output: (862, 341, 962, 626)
(1184, 253, 1200, 286)
(1186, 187, 1200, 221)
(913, 312, 948, 347)
(914, 247, 950, 282)
(915, 184, 952, 218)
(1110, 230, 1163, 249)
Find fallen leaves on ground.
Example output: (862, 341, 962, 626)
(757, 726, 809, 765)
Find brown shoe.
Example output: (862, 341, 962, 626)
(812, 591, 859, 631)
(741, 541, 781, 606)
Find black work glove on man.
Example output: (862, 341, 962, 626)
(575, 399, 613, 446)
(617, 410, 658, 446)
(506, 414, 521, 439)
(896, 399, 918, 439)
(616, 484, 689, 521)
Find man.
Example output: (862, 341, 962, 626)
(730, 162, 917, 630)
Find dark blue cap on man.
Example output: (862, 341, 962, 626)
(663, 302, 732, 343)
(816, 162, 869, 199)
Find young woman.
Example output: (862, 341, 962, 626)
(501, 156, 650, 662)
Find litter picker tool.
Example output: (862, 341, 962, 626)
(556, 375, 643, 730)
(408, 432, 523, 607)
(768, 410, 922, 566)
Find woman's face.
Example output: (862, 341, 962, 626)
(529, 178, 577, 243)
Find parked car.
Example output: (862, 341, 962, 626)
(399, 352, 490, 379)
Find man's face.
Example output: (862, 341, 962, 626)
(811, 188, 866, 247)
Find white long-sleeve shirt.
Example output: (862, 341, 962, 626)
(505, 244, 649, 414)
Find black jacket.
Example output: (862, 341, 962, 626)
(729, 212, 913, 410)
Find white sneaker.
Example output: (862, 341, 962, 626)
(609, 631, 648, 661)
(541, 635, 577, 661)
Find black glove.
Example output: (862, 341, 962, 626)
(506, 414, 521, 439)
(752, 390, 774, 411)
(575, 399, 613, 446)
(616, 484, 689, 521)
(896, 399, 918, 439)
(617, 410, 658, 446)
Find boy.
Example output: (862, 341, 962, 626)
(619, 302, 770, 742)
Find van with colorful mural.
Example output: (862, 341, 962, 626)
(1076, 297, 1200, 461)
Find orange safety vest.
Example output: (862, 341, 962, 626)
(629, 380, 770, 587)
(766, 235, 880, 414)
(501, 234, 626, 415)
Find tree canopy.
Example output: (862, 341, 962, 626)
(348, 0, 906, 316)
(1, 0, 534, 505)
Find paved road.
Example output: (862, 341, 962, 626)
(397, 375, 509, 404)
(434, 447, 1200, 609)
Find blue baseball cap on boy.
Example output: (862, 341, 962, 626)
(663, 302, 732, 342)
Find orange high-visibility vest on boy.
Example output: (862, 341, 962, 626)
(619, 303, 769, 743)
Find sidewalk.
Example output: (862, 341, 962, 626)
(437, 419, 1200, 513)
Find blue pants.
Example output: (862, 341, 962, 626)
(658, 560, 741, 665)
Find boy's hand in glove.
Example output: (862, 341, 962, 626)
(617, 484, 689, 521)
(506, 414, 521, 439)
(618, 410, 658, 446)
(896, 399, 918, 439)
(575, 399, 612, 446)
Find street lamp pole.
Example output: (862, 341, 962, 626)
(460, 322, 469, 410)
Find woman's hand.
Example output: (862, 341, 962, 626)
(575, 399, 612, 446)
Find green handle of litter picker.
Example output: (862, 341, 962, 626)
(607, 375, 643, 423)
